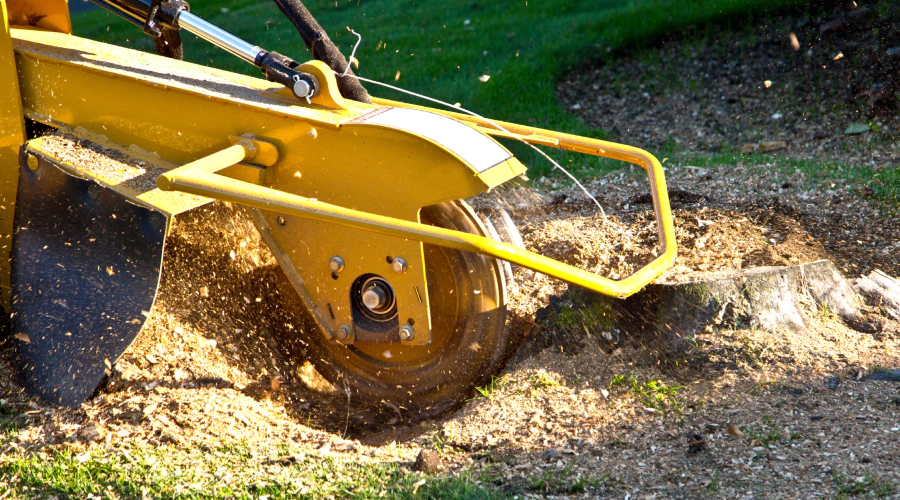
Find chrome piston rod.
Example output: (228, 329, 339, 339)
(89, 0, 317, 99)
(176, 11, 263, 64)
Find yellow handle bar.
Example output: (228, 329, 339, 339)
(157, 119, 676, 299)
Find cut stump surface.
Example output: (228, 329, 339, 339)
(537, 260, 872, 349)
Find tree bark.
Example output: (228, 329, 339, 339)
(857, 270, 900, 319)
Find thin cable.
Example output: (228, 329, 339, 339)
(334, 29, 606, 220)
(339, 27, 362, 77)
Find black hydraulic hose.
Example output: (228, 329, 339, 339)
(270, 0, 372, 104)
(153, 28, 184, 60)
(89, 0, 146, 27)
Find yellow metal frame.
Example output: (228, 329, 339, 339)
(4, 15, 676, 350)
(157, 129, 676, 299)
(0, 0, 27, 310)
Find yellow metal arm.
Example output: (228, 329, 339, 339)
(158, 131, 676, 299)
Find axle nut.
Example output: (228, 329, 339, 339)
(362, 287, 388, 311)
(399, 324, 415, 341)
(391, 257, 408, 274)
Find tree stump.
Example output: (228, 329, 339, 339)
(535, 260, 869, 350)
(856, 270, 900, 320)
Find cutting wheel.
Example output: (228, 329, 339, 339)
(302, 200, 520, 419)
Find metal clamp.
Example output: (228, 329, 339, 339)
(142, 0, 188, 37)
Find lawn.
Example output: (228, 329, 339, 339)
(73, 0, 828, 177)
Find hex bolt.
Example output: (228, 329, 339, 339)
(336, 324, 352, 341)
(399, 324, 415, 341)
(276, 215, 287, 226)
(391, 257, 408, 274)
(26, 153, 39, 171)
(329, 256, 345, 273)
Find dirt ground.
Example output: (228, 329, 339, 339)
(558, 1, 900, 164)
(1, 171, 897, 498)
(2, 3, 900, 498)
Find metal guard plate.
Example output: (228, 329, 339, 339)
(11, 148, 166, 407)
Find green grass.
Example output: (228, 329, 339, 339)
(833, 471, 896, 499)
(471, 374, 508, 401)
(530, 370, 561, 389)
(607, 374, 684, 414)
(72, 0, 830, 178)
(523, 463, 609, 495)
(0, 444, 507, 499)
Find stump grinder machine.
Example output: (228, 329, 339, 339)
(0, 0, 676, 418)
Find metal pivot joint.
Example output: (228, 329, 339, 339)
(142, 0, 188, 37)
(254, 50, 319, 100)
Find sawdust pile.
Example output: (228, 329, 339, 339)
(509, 200, 828, 283)
(0, 135, 896, 454)
(3, 203, 337, 449)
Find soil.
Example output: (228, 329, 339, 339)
(558, 1, 900, 163)
(2, 173, 898, 497)
(2, 4, 900, 498)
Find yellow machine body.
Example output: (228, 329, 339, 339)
(1, 0, 676, 408)
(0, 0, 29, 309)
(2, 0, 676, 337)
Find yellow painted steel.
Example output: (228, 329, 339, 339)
(0, 0, 26, 310)
(24, 128, 219, 219)
(9, 28, 532, 344)
(6, 23, 676, 348)
(6, 0, 70, 32)
(157, 140, 675, 299)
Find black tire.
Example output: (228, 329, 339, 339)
(303, 201, 522, 420)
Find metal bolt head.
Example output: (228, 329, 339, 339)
(362, 287, 387, 311)
(399, 324, 415, 341)
(336, 324, 352, 340)
(276, 215, 287, 226)
(329, 256, 345, 273)
(26, 153, 39, 171)
(391, 257, 408, 274)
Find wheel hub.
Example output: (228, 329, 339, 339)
(354, 275, 397, 321)
(361, 278, 394, 313)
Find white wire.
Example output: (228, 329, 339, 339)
(338, 27, 362, 77)
(334, 30, 607, 221)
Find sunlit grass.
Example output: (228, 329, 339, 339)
(0, 444, 506, 499)
(73, 0, 827, 177)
